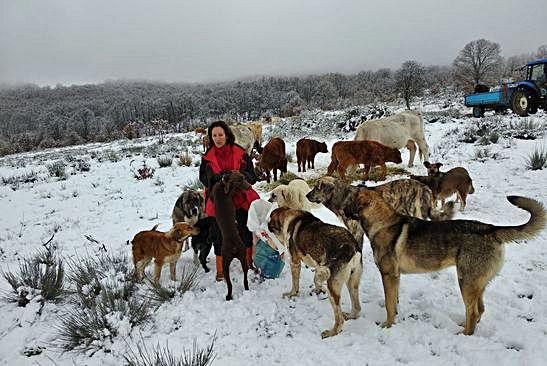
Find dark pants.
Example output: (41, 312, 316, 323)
(212, 208, 252, 256)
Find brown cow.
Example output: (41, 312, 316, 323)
(296, 138, 328, 172)
(255, 138, 287, 183)
(327, 140, 402, 181)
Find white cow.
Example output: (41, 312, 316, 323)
(230, 124, 256, 155)
(354, 110, 429, 167)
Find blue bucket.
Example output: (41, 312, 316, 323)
(252, 239, 284, 279)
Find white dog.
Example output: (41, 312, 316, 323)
(268, 179, 318, 211)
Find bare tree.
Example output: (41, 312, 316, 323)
(453, 39, 502, 90)
(395, 60, 426, 110)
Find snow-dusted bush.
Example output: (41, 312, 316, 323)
(58, 252, 150, 352)
(2, 248, 65, 306)
(1, 170, 40, 190)
(146, 263, 202, 306)
(74, 159, 91, 172)
(124, 336, 216, 366)
(526, 147, 547, 170)
(506, 119, 545, 140)
(183, 178, 204, 190)
(131, 160, 155, 180)
(157, 155, 173, 168)
(57, 285, 149, 352)
(47, 160, 67, 180)
(178, 152, 193, 167)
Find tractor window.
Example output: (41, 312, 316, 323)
(530, 64, 545, 83)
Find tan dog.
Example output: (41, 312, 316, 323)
(411, 162, 475, 212)
(131, 223, 199, 284)
(354, 190, 545, 335)
(268, 207, 362, 338)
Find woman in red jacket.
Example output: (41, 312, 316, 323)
(199, 121, 260, 281)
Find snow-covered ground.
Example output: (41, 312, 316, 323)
(0, 101, 546, 365)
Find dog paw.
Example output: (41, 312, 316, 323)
(282, 291, 299, 298)
(309, 287, 326, 296)
(343, 311, 359, 320)
(380, 320, 394, 329)
(321, 329, 340, 339)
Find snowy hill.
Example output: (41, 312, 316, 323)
(0, 100, 546, 366)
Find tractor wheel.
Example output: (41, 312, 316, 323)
(472, 106, 484, 118)
(511, 90, 533, 117)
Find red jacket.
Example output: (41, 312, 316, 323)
(199, 144, 259, 217)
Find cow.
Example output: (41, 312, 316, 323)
(255, 138, 287, 183)
(296, 138, 328, 172)
(327, 140, 402, 181)
(354, 111, 429, 167)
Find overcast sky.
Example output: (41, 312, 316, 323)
(1, 0, 546, 86)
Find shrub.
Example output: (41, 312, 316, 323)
(178, 152, 193, 167)
(131, 160, 155, 180)
(75, 159, 91, 172)
(56, 286, 149, 352)
(47, 161, 67, 180)
(507, 119, 543, 140)
(2, 248, 65, 306)
(183, 178, 204, 190)
(157, 155, 173, 168)
(146, 263, 202, 306)
(124, 336, 216, 366)
(526, 147, 547, 170)
(1, 170, 40, 190)
(57, 252, 150, 352)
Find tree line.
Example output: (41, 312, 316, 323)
(0, 40, 544, 156)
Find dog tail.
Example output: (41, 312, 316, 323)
(429, 201, 455, 221)
(468, 179, 475, 194)
(495, 196, 545, 243)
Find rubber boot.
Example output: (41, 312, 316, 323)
(215, 255, 223, 282)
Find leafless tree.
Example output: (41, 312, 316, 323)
(453, 39, 502, 91)
(395, 60, 426, 110)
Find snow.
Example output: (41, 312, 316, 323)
(0, 101, 546, 365)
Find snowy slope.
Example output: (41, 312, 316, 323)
(0, 102, 546, 366)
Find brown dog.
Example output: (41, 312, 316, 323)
(210, 171, 252, 301)
(327, 140, 402, 181)
(411, 162, 475, 212)
(354, 189, 545, 335)
(268, 207, 362, 338)
(131, 222, 199, 284)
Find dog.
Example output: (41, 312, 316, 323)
(353, 189, 545, 335)
(306, 176, 454, 246)
(172, 188, 206, 256)
(191, 217, 219, 273)
(172, 188, 205, 226)
(131, 222, 199, 284)
(209, 171, 252, 301)
(421, 161, 475, 212)
(268, 179, 318, 211)
(268, 207, 363, 338)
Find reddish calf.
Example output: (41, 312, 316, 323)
(327, 140, 402, 181)
(296, 138, 328, 172)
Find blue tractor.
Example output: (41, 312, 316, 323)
(464, 58, 547, 117)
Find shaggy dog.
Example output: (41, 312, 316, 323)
(131, 223, 199, 284)
(306, 176, 454, 246)
(268, 207, 362, 338)
(268, 179, 318, 211)
(354, 190, 545, 335)
(171, 189, 205, 226)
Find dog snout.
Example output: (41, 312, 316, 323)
(268, 193, 276, 203)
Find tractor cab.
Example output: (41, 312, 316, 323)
(526, 59, 547, 96)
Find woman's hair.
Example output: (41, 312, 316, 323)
(207, 120, 235, 146)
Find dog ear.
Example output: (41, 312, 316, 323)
(423, 161, 430, 168)
(435, 163, 443, 168)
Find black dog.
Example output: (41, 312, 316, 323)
(191, 217, 218, 272)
